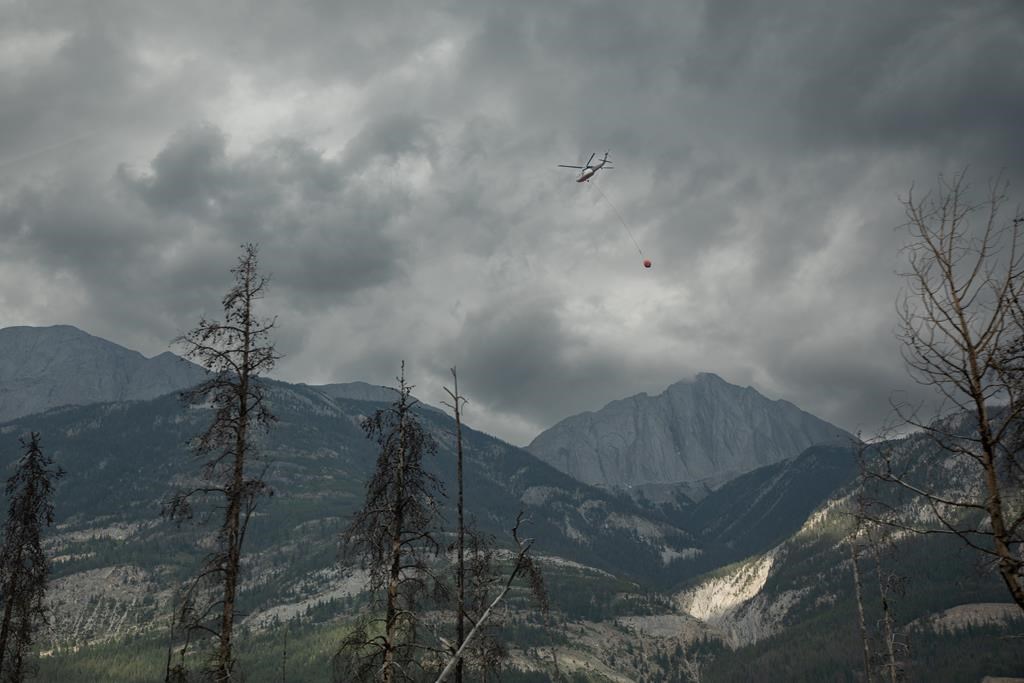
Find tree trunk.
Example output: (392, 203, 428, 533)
(383, 411, 409, 683)
(451, 370, 465, 683)
(218, 474, 242, 680)
(0, 583, 13, 676)
(10, 598, 32, 683)
(0, 539, 24, 676)
(868, 537, 898, 683)
(975, 402, 1024, 611)
(849, 537, 873, 683)
(217, 303, 251, 680)
(435, 580, 514, 683)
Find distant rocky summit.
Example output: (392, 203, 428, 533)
(0, 325, 206, 422)
(527, 373, 852, 488)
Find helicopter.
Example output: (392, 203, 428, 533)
(557, 151, 613, 183)
(555, 151, 650, 268)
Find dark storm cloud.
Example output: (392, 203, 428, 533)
(1, 117, 414, 356)
(2, 0, 1023, 444)
(121, 125, 232, 217)
(791, 3, 1024, 160)
(118, 123, 407, 307)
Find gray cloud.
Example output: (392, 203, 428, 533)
(118, 123, 409, 306)
(2, 0, 1022, 445)
(121, 124, 232, 217)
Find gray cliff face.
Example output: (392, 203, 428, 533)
(527, 373, 853, 488)
(0, 325, 206, 422)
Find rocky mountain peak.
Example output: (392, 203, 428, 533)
(0, 324, 207, 422)
(527, 374, 852, 489)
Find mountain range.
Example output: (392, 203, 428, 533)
(0, 324, 428, 419)
(0, 325, 1018, 682)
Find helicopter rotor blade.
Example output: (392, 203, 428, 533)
(557, 164, 585, 169)
(585, 152, 596, 166)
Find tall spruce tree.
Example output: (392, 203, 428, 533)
(0, 432, 63, 682)
(166, 242, 279, 681)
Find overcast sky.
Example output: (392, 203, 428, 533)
(2, 1, 1022, 445)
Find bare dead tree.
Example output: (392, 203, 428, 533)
(165, 242, 279, 680)
(865, 524, 904, 683)
(870, 170, 1024, 612)
(438, 369, 549, 682)
(851, 434, 911, 683)
(441, 367, 468, 683)
(434, 512, 548, 683)
(431, 523, 517, 682)
(848, 518, 908, 683)
(455, 527, 506, 682)
(848, 517, 873, 683)
(0, 432, 63, 683)
(847, 436, 876, 683)
(335, 363, 446, 683)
